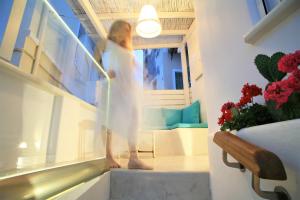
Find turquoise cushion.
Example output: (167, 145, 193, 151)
(169, 122, 208, 129)
(182, 101, 201, 123)
(162, 108, 182, 126)
(198, 122, 208, 128)
(143, 125, 171, 130)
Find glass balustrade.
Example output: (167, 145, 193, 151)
(0, 0, 110, 179)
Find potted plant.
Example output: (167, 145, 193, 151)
(216, 50, 300, 195)
(218, 50, 300, 131)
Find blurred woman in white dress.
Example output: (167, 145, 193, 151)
(100, 20, 152, 170)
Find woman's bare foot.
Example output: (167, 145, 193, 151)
(128, 158, 153, 170)
(107, 156, 121, 168)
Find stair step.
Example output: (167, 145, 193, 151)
(110, 170, 211, 200)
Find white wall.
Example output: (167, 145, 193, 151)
(185, 26, 207, 122)
(193, 0, 300, 200)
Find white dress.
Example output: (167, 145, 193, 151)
(100, 40, 142, 139)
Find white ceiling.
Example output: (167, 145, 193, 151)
(67, 0, 195, 49)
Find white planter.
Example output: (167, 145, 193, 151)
(236, 119, 300, 199)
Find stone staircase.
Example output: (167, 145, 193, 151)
(109, 169, 211, 200)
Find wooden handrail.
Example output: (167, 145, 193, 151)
(213, 131, 290, 200)
(214, 131, 286, 180)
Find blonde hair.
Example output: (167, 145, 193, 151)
(107, 20, 133, 50)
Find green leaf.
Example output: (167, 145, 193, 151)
(266, 101, 289, 121)
(231, 107, 239, 118)
(255, 54, 273, 82)
(270, 52, 286, 81)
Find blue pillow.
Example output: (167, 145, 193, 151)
(162, 108, 182, 126)
(182, 101, 201, 123)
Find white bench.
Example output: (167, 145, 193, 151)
(139, 90, 208, 157)
(138, 128, 208, 157)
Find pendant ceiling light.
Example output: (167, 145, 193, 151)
(136, 5, 162, 38)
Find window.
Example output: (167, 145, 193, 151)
(143, 48, 183, 90)
(245, 0, 294, 43)
(174, 71, 183, 89)
(254, 0, 282, 21)
(260, 0, 282, 14)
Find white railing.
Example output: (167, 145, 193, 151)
(0, 0, 109, 179)
(143, 89, 187, 109)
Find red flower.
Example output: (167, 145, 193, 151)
(294, 50, 300, 65)
(218, 102, 235, 125)
(242, 83, 262, 97)
(236, 83, 262, 107)
(218, 110, 233, 126)
(221, 102, 235, 113)
(292, 68, 300, 79)
(218, 116, 225, 125)
(278, 54, 298, 73)
(224, 110, 233, 121)
(287, 69, 300, 91)
(236, 95, 252, 107)
(264, 80, 294, 109)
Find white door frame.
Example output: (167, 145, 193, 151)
(180, 43, 191, 105)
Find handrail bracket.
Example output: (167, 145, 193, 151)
(222, 150, 245, 172)
(252, 174, 291, 200)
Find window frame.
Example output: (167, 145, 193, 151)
(244, 0, 299, 44)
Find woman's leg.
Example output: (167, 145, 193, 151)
(106, 129, 121, 168)
(127, 135, 152, 170)
(127, 109, 152, 170)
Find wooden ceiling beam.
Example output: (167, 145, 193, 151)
(89, 30, 187, 39)
(133, 42, 182, 50)
(133, 30, 187, 36)
(77, 12, 195, 20)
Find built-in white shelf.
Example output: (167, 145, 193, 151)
(244, 0, 300, 44)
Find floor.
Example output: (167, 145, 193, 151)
(110, 156, 211, 200)
(116, 155, 210, 172)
